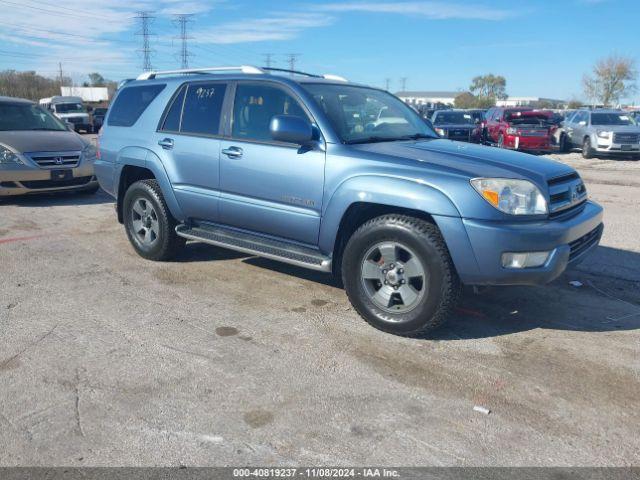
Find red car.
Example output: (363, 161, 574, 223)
(483, 107, 555, 153)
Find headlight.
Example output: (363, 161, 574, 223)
(471, 178, 548, 215)
(506, 127, 518, 135)
(0, 143, 25, 165)
(82, 143, 98, 161)
(596, 130, 611, 139)
(435, 128, 446, 137)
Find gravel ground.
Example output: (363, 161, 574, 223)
(0, 145, 639, 466)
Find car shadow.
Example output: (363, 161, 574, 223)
(1, 189, 112, 207)
(164, 241, 640, 338)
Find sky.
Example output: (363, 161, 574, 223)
(1, 0, 639, 103)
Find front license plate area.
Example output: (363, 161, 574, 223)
(51, 169, 73, 181)
(620, 145, 632, 151)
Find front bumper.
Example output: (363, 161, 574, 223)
(0, 162, 97, 196)
(594, 141, 640, 155)
(441, 201, 604, 286)
(504, 134, 553, 152)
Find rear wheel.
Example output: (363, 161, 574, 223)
(342, 215, 461, 337)
(123, 179, 184, 261)
(582, 137, 594, 159)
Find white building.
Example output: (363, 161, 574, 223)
(496, 96, 565, 107)
(395, 91, 462, 106)
(60, 86, 109, 102)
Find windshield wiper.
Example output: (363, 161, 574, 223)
(29, 128, 65, 131)
(397, 133, 435, 141)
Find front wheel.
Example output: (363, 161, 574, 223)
(582, 137, 594, 159)
(342, 215, 461, 337)
(123, 179, 185, 261)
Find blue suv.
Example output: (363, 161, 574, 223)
(95, 66, 603, 337)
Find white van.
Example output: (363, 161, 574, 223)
(39, 96, 92, 133)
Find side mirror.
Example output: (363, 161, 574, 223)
(270, 115, 314, 145)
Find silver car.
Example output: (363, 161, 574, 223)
(560, 109, 640, 159)
(0, 96, 99, 197)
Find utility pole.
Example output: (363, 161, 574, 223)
(136, 11, 155, 71)
(58, 62, 64, 87)
(384, 78, 391, 91)
(174, 14, 194, 69)
(263, 53, 274, 68)
(400, 77, 407, 92)
(285, 53, 301, 75)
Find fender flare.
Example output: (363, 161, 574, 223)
(318, 174, 461, 254)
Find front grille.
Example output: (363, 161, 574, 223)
(569, 224, 603, 262)
(20, 176, 93, 189)
(447, 129, 471, 140)
(26, 152, 81, 168)
(613, 132, 640, 144)
(519, 129, 548, 137)
(547, 172, 587, 219)
(67, 117, 83, 124)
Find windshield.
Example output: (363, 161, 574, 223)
(55, 103, 86, 114)
(302, 84, 437, 144)
(0, 103, 67, 131)
(434, 111, 474, 125)
(591, 113, 634, 126)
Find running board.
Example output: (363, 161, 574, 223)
(175, 223, 332, 272)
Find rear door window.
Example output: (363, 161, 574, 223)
(107, 84, 165, 127)
(180, 82, 227, 136)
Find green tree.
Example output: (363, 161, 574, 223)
(583, 55, 637, 106)
(453, 92, 476, 108)
(470, 74, 507, 100)
(88, 72, 106, 87)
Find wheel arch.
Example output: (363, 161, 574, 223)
(115, 149, 184, 224)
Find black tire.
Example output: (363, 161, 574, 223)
(341, 214, 461, 337)
(582, 137, 594, 159)
(559, 134, 569, 153)
(123, 179, 185, 261)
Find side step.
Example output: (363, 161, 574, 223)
(175, 223, 332, 272)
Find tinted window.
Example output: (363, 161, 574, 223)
(591, 113, 634, 126)
(0, 103, 66, 131)
(180, 82, 227, 135)
(232, 84, 308, 142)
(108, 84, 165, 127)
(161, 85, 187, 132)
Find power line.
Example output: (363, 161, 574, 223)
(135, 11, 155, 72)
(285, 53, 301, 76)
(385, 78, 391, 91)
(400, 77, 407, 91)
(173, 14, 194, 69)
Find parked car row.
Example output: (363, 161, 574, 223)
(425, 105, 640, 160)
(38, 96, 108, 133)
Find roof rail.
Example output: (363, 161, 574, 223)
(262, 67, 348, 82)
(136, 65, 264, 80)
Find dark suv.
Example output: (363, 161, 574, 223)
(95, 66, 603, 337)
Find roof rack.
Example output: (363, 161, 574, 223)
(136, 66, 265, 80)
(136, 65, 348, 82)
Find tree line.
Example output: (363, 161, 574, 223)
(0, 71, 117, 101)
(454, 54, 637, 109)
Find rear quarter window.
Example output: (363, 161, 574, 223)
(107, 84, 166, 127)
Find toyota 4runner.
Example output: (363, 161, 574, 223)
(95, 66, 604, 337)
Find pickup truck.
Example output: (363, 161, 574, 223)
(94, 66, 603, 337)
(483, 107, 555, 153)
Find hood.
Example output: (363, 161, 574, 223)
(0, 130, 88, 153)
(596, 125, 640, 133)
(353, 139, 574, 184)
(58, 112, 90, 119)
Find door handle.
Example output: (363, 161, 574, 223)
(222, 146, 243, 158)
(158, 138, 174, 149)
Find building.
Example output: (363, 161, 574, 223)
(496, 96, 565, 108)
(395, 91, 462, 106)
(60, 86, 109, 103)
